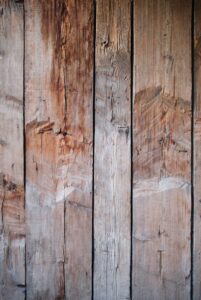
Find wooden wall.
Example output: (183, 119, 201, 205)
(0, 0, 200, 299)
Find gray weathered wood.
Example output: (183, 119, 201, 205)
(94, 0, 131, 299)
(25, 0, 93, 299)
(0, 1, 25, 299)
(133, 1, 192, 299)
(193, 1, 201, 299)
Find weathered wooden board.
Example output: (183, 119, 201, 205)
(193, 1, 201, 299)
(133, 0, 192, 299)
(0, 1, 25, 299)
(25, 0, 93, 299)
(94, 0, 131, 299)
(62, 1, 93, 299)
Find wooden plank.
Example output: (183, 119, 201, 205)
(133, 1, 192, 299)
(25, 1, 93, 299)
(25, 2, 65, 298)
(193, 1, 201, 299)
(62, 1, 93, 299)
(94, 0, 131, 299)
(0, 1, 25, 299)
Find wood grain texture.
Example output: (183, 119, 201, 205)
(0, 1, 25, 299)
(25, 0, 93, 299)
(133, 1, 192, 299)
(193, 1, 201, 299)
(94, 1, 131, 299)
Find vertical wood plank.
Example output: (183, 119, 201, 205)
(63, 1, 93, 299)
(0, 1, 25, 299)
(25, 1, 93, 299)
(94, 1, 131, 299)
(133, 1, 192, 299)
(193, 1, 201, 298)
(25, 1, 65, 298)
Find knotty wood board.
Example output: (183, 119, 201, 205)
(94, 0, 131, 299)
(25, 0, 93, 299)
(193, 1, 201, 299)
(133, 0, 192, 299)
(0, 1, 25, 299)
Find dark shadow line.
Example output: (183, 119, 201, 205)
(191, 0, 195, 299)
(22, 2, 27, 299)
(130, 0, 134, 299)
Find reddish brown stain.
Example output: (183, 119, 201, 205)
(135, 86, 162, 104)
(58, 135, 91, 156)
(134, 88, 191, 180)
(26, 119, 91, 158)
(38, 0, 93, 143)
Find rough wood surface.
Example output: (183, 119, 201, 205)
(0, 1, 25, 299)
(94, 1, 131, 299)
(25, 0, 93, 299)
(1, 1, 199, 299)
(133, 1, 192, 299)
(193, 1, 201, 299)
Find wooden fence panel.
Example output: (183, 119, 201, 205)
(1, 1, 200, 299)
(25, 1, 93, 299)
(94, 0, 131, 299)
(133, 0, 192, 299)
(0, 1, 25, 299)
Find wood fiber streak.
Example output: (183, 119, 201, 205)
(133, 1, 192, 299)
(193, 1, 201, 299)
(94, 0, 131, 299)
(25, 0, 93, 299)
(0, 1, 25, 299)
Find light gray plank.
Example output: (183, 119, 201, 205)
(0, 1, 25, 299)
(193, 1, 201, 299)
(94, 0, 131, 299)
